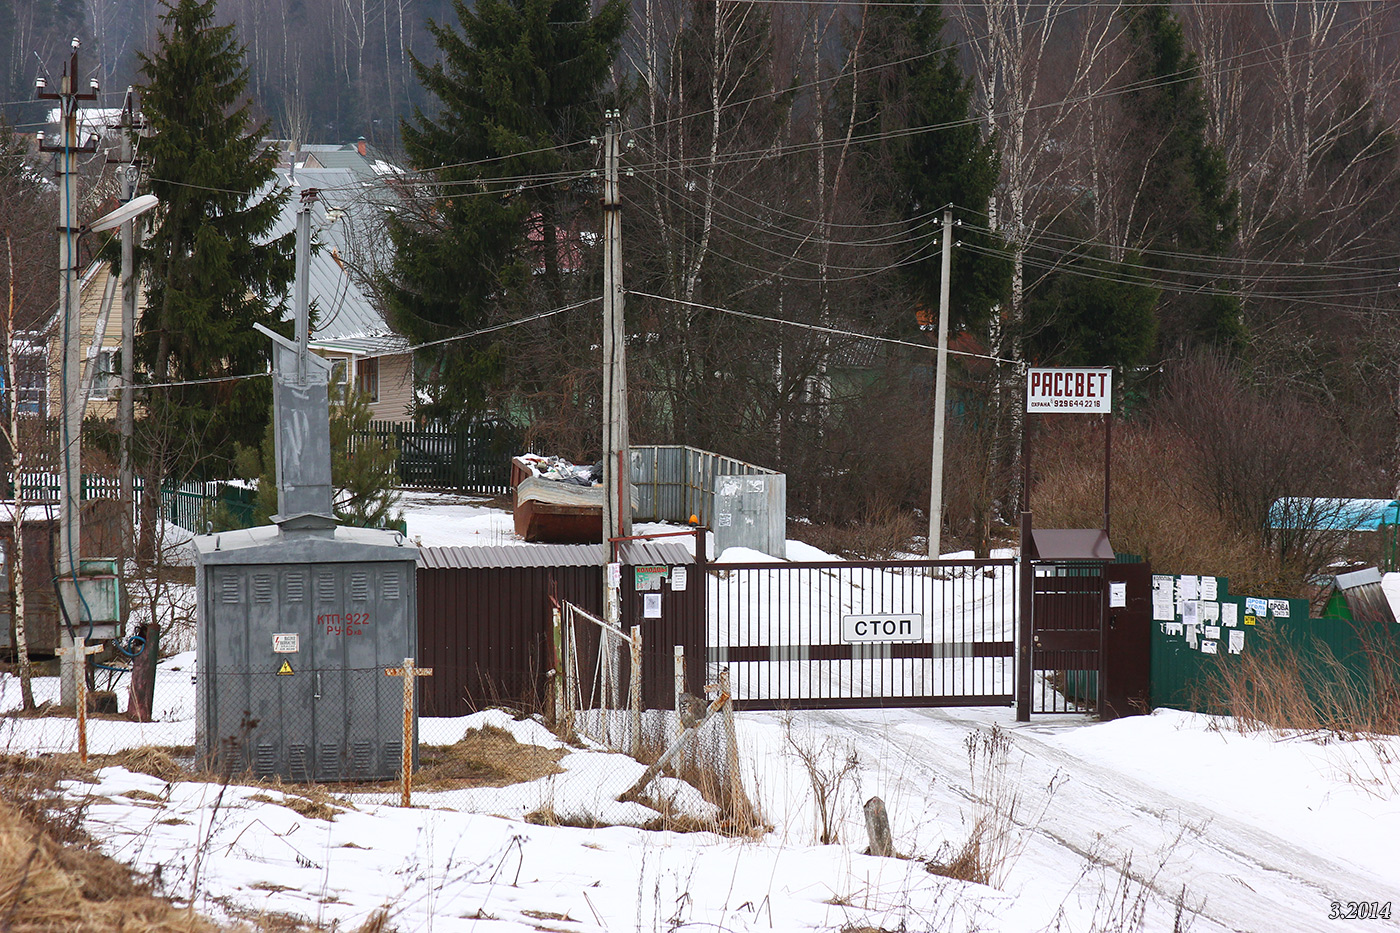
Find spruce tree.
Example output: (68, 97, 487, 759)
(135, 0, 293, 479)
(380, 0, 627, 427)
(1119, 1, 1242, 352)
(854, 0, 1010, 331)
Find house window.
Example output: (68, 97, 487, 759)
(14, 342, 46, 414)
(90, 349, 115, 398)
(331, 358, 348, 386)
(356, 357, 379, 402)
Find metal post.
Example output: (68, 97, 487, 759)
(1104, 413, 1113, 537)
(294, 188, 316, 381)
(58, 636, 102, 762)
(1017, 510, 1034, 722)
(384, 657, 432, 807)
(928, 208, 953, 558)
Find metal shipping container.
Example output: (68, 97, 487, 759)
(194, 524, 419, 781)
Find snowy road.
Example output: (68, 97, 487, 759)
(780, 707, 1400, 933)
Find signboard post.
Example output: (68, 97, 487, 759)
(1019, 367, 1114, 723)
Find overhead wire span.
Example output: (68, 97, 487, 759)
(627, 289, 1018, 364)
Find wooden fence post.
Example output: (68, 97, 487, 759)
(550, 607, 564, 730)
(630, 625, 643, 757)
(384, 657, 432, 807)
(674, 645, 685, 741)
(719, 668, 741, 810)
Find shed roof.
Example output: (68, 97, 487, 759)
(418, 541, 694, 570)
(1028, 528, 1115, 561)
(1268, 498, 1400, 531)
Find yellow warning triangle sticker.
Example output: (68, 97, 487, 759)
(277, 659, 294, 675)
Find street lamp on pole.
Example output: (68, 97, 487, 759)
(39, 41, 159, 704)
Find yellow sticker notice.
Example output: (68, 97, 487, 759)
(277, 660, 294, 675)
(1243, 614, 1257, 626)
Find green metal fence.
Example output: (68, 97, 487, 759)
(1149, 572, 1398, 717)
(10, 473, 258, 533)
(354, 420, 520, 495)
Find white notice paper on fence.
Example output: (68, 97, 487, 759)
(1222, 603, 1239, 627)
(643, 593, 662, 619)
(1179, 575, 1199, 601)
(1201, 639, 1219, 655)
(1183, 601, 1199, 626)
(1268, 599, 1291, 618)
(1152, 577, 1175, 621)
(1229, 630, 1245, 654)
(1202, 602, 1220, 623)
(1109, 582, 1127, 608)
(1201, 577, 1218, 600)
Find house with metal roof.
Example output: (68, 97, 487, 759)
(61, 141, 415, 424)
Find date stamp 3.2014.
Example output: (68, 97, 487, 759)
(1329, 902, 1392, 920)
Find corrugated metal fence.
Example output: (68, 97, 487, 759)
(1147, 572, 1400, 717)
(629, 445, 777, 526)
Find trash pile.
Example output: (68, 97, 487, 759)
(518, 453, 602, 487)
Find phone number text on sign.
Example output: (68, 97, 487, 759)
(1026, 367, 1113, 414)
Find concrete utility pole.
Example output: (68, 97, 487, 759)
(38, 40, 99, 707)
(928, 208, 953, 559)
(115, 88, 142, 562)
(601, 110, 632, 550)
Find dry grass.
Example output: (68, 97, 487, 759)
(417, 724, 566, 789)
(0, 755, 394, 932)
(926, 726, 1065, 889)
(1203, 621, 1400, 737)
(788, 504, 919, 560)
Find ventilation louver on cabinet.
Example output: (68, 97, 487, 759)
(351, 571, 370, 602)
(317, 571, 336, 603)
(220, 574, 241, 604)
(286, 572, 306, 602)
(382, 570, 401, 600)
(253, 574, 273, 603)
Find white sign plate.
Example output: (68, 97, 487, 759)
(841, 614, 924, 643)
(1026, 367, 1112, 413)
(272, 633, 300, 654)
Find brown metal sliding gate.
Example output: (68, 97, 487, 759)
(706, 559, 1017, 711)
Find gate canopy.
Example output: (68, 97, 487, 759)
(1028, 529, 1114, 561)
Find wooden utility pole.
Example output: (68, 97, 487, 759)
(928, 208, 954, 559)
(601, 110, 631, 550)
(38, 42, 99, 708)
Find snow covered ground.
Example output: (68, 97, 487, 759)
(6, 494, 1399, 932)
